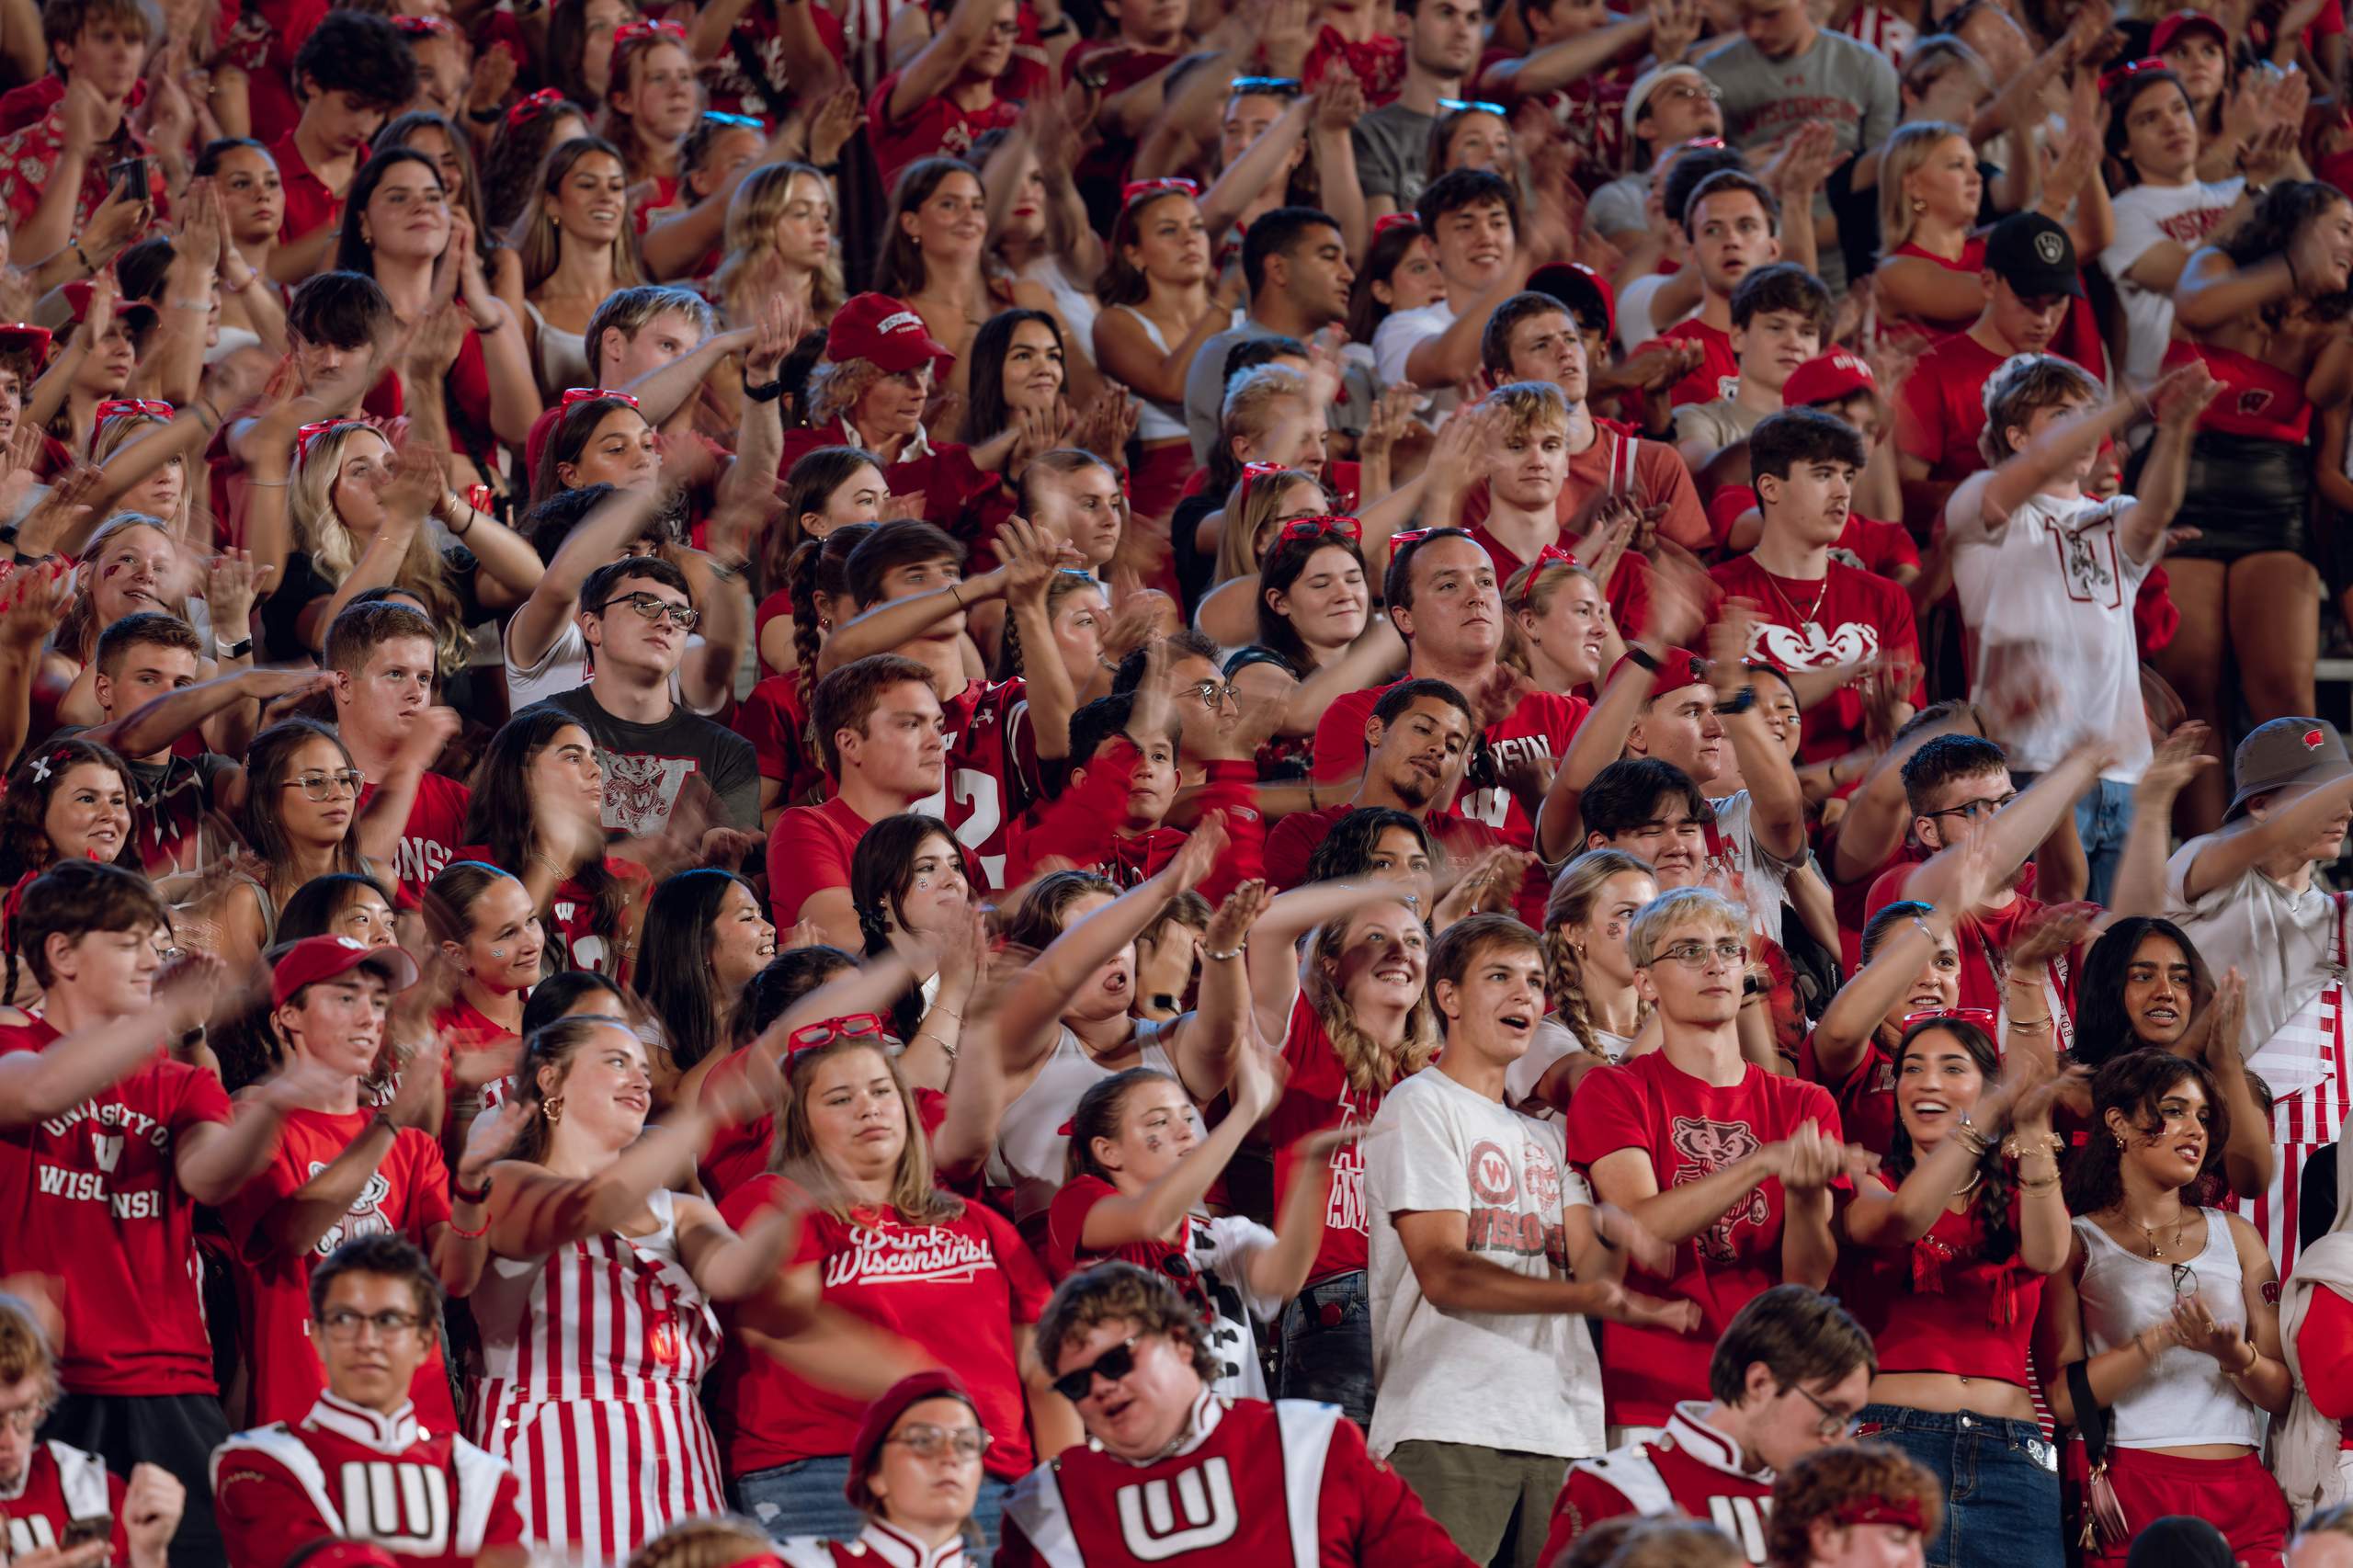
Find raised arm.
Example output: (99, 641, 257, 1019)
(1705, 604, 1804, 861)
(1075, 1046, 1277, 1250)
(1165, 869, 1262, 1101)
(506, 481, 666, 673)
(483, 1105, 723, 1258)
(2118, 361, 2219, 561)
(1897, 742, 2103, 913)
(885, 0, 1001, 122)
(0, 955, 222, 1129)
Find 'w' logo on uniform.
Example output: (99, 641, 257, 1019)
(1115, 1460, 1240, 1561)
(92, 1136, 121, 1174)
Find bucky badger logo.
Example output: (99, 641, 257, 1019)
(1670, 1116, 1768, 1265)
(599, 753, 693, 834)
(315, 1165, 395, 1254)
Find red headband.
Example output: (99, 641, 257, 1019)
(611, 17, 688, 74)
(507, 87, 567, 129)
(1121, 176, 1199, 204)
(1832, 1497, 1927, 1532)
(392, 15, 453, 35)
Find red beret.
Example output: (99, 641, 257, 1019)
(846, 1369, 979, 1509)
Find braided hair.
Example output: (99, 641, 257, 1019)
(1539, 848, 1655, 1052)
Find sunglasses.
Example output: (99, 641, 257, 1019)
(1901, 1006, 1998, 1030)
(614, 17, 689, 46)
(1121, 176, 1199, 204)
(295, 418, 358, 460)
(563, 386, 642, 410)
(95, 397, 172, 425)
(2099, 55, 2167, 92)
(703, 109, 765, 129)
(1051, 1335, 1142, 1402)
(1373, 212, 1422, 237)
(1230, 75, 1303, 97)
(785, 1012, 892, 1058)
(1437, 97, 1509, 117)
(1276, 515, 1361, 545)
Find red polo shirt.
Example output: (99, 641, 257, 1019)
(268, 130, 339, 246)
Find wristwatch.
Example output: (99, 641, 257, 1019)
(741, 364, 786, 403)
(217, 635, 253, 660)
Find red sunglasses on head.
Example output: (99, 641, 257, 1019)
(392, 15, 452, 35)
(95, 398, 172, 425)
(785, 1013, 893, 1060)
(507, 87, 567, 129)
(1372, 212, 1421, 238)
(563, 386, 642, 410)
(1277, 514, 1361, 545)
(2099, 56, 2167, 92)
(614, 17, 688, 46)
(1531, 541, 1578, 570)
(1121, 176, 1199, 204)
(295, 418, 356, 460)
(1901, 1006, 1999, 1031)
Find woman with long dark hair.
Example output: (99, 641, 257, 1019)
(1222, 518, 1378, 780)
(205, 720, 386, 972)
(756, 450, 887, 679)
(2157, 177, 2353, 834)
(1839, 1016, 2071, 1568)
(196, 137, 291, 358)
(483, 92, 594, 234)
(335, 146, 541, 465)
(2037, 1049, 2294, 1568)
(743, 523, 871, 825)
(848, 812, 976, 1088)
(633, 869, 777, 1081)
(872, 158, 1008, 411)
(1093, 182, 1233, 520)
(373, 110, 527, 330)
(459, 709, 644, 983)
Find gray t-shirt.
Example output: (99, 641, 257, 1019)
(1699, 29, 1897, 289)
(1353, 101, 1438, 213)
(1183, 317, 1280, 463)
(537, 685, 759, 835)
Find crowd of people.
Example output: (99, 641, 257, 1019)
(7, 0, 2353, 1561)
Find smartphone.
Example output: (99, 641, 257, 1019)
(103, 156, 146, 199)
(61, 1514, 111, 1549)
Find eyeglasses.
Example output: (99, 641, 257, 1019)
(2171, 1261, 2200, 1298)
(0, 1402, 51, 1437)
(1654, 937, 1748, 970)
(95, 397, 172, 425)
(1919, 791, 2017, 824)
(703, 110, 764, 129)
(1182, 679, 1241, 711)
(886, 1423, 992, 1460)
(283, 768, 364, 801)
(785, 1012, 891, 1059)
(1784, 1381, 1861, 1440)
(1900, 1006, 1997, 1030)
(317, 1307, 426, 1340)
(507, 87, 568, 129)
(1230, 76, 1302, 97)
(1437, 97, 1509, 116)
(1277, 515, 1361, 546)
(563, 386, 642, 410)
(599, 591, 699, 631)
(1051, 1335, 1142, 1403)
(1121, 176, 1199, 204)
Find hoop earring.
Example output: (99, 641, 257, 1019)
(545, 1096, 565, 1125)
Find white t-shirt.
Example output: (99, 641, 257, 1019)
(1706, 788, 1801, 946)
(2100, 177, 2245, 387)
(504, 617, 703, 714)
(2165, 841, 2346, 1097)
(1946, 489, 2154, 781)
(1370, 301, 1463, 425)
(1506, 1017, 1635, 1109)
(1364, 1065, 1606, 1460)
(1617, 272, 1695, 355)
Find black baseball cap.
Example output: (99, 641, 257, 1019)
(1984, 212, 2086, 300)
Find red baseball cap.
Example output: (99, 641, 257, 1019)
(2152, 9, 2228, 55)
(845, 1369, 979, 1508)
(1527, 261, 1616, 343)
(0, 323, 51, 363)
(62, 280, 156, 331)
(1610, 646, 1710, 701)
(1782, 351, 1877, 410)
(826, 292, 954, 375)
(270, 934, 419, 1009)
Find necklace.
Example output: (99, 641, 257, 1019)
(2128, 1206, 2187, 1258)
(1759, 566, 1830, 628)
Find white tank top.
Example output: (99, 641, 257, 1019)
(984, 1017, 1198, 1224)
(2073, 1209, 2267, 1450)
(1111, 305, 1194, 442)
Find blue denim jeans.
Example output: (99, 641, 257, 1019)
(735, 1457, 1011, 1551)
(1276, 1270, 1374, 1428)
(1859, 1403, 2063, 1568)
(2075, 777, 2136, 906)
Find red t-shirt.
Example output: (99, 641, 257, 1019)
(711, 1177, 1051, 1478)
(1563, 1051, 1846, 1426)
(1310, 679, 1587, 908)
(1267, 996, 1383, 1283)
(0, 1017, 234, 1395)
(0, 1442, 129, 1562)
(1894, 330, 2006, 486)
(1843, 1171, 2040, 1388)
(267, 130, 340, 247)
(1706, 555, 1922, 764)
(355, 772, 472, 903)
(220, 1107, 459, 1429)
(736, 670, 824, 812)
(1704, 486, 1923, 579)
(1865, 867, 2081, 1037)
(1456, 423, 1713, 558)
(866, 70, 1020, 194)
(767, 793, 870, 927)
(1643, 318, 1738, 409)
(429, 995, 520, 1108)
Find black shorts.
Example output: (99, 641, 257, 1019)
(2136, 429, 2314, 562)
(40, 1390, 228, 1568)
